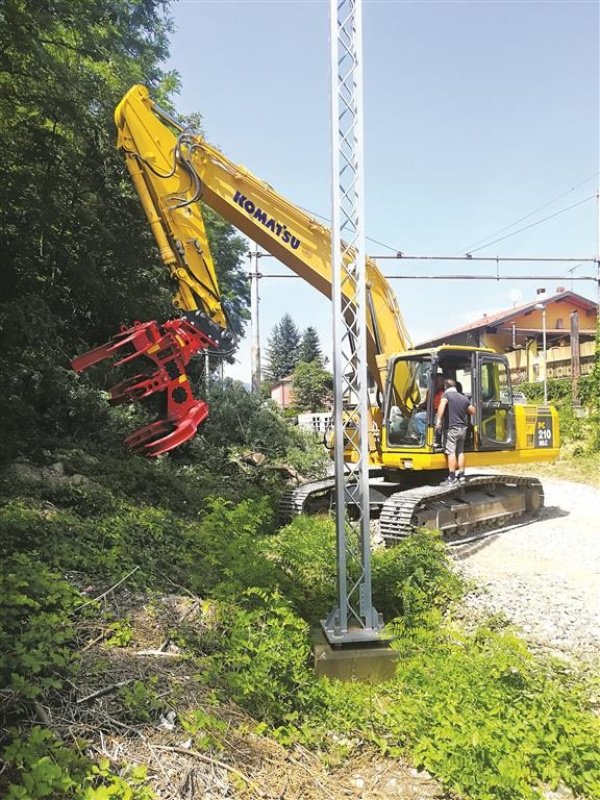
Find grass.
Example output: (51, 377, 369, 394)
(505, 442, 600, 489)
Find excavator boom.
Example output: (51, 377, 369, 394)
(72, 84, 412, 455)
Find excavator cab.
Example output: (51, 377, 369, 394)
(382, 345, 528, 466)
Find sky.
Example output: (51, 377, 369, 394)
(165, 0, 599, 383)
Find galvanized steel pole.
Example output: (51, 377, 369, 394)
(324, 0, 383, 644)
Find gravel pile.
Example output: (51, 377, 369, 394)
(455, 476, 600, 663)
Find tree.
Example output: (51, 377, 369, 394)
(0, 0, 249, 457)
(292, 361, 333, 412)
(265, 314, 301, 382)
(299, 326, 326, 366)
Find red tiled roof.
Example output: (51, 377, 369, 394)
(419, 290, 597, 345)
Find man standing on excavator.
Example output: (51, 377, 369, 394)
(435, 378, 476, 487)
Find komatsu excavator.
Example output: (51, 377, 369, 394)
(72, 85, 560, 542)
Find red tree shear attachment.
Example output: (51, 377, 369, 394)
(72, 319, 215, 457)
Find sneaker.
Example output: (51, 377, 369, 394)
(440, 476, 458, 488)
(457, 474, 467, 485)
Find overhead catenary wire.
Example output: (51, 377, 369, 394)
(465, 194, 596, 255)
(296, 174, 599, 258)
(252, 251, 599, 282)
(254, 273, 597, 282)
(255, 252, 597, 262)
(460, 172, 600, 253)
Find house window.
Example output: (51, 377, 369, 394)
(556, 318, 564, 329)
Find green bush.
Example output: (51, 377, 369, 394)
(265, 519, 464, 625)
(0, 555, 78, 701)
(0, 487, 277, 594)
(202, 589, 327, 729)
(371, 529, 465, 624)
(1, 727, 153, 799)
(382, 625, 600, 800)
(192, 586, 600, 800)
(518, 377, 599, 446)
(264, 515, 337, 622)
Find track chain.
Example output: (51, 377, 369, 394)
(278, 473, 544, 546)
(379, 474, 544, 545)
(278, 477, 337, 526)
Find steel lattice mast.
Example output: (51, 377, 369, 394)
(323, 0, 383, 644)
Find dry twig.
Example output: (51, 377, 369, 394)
(76, 566, 140, 611)
(153, 744, 270, 798)
(76, 678, 136, 705)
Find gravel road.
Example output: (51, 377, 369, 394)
(454, 476, 600, 664)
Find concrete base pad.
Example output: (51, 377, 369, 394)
(312, 629, 398, 683)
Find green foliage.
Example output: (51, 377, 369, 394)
(180, 708, 227, 752)
(191, 380, 300, 460)
(0, 555, 78, 701)
(519, 375, 596, 408)
(200, 206, 250, 340)
(518, 376, 600, 448)
(371, 529, 464, 624)
(106, 619, 134, 648)
(202, 589, 327, 729)
(3, 446, 599, 800)
(264, 313, 301, 382)
(0, 0, 250, 461)
(589, 319, 600, 411)
(291, 360, 333, 412)
(382, 625, 600, 800)
(264, 516, 337, 621)
(265, 519, 463, 625)
(0, 486, 277, 600)
(197, 587, 600, 799)
(0, 0, 178, 458)
(1, 727, 153, 800)
(181, 380, 329, 480)
(117, 679, 163, 724)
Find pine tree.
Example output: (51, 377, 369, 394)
(265, 314, 301, 382)
(299, 326, 326, 366)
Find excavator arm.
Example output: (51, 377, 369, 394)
(72, 84, 414, 456)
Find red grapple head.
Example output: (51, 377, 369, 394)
(72, 319, 215, 457)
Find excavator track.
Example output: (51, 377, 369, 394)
(278, 477, 337, 526)
(279, 473, 544, 545)
(379, 474, 544, 545)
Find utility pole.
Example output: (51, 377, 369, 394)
(324, 0, 383, 645)
(250, 244, 261, 395)
(535, 302, 548, 404)
(570, 310, 580, 406)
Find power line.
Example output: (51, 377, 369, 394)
(461, 172, 599, 253)
(466, 195, 597, 255)
(299, 177, 599, 259)
(255, 273, 597, 282)
(372, 255, 596, 262)
(257, 252, 597, 263)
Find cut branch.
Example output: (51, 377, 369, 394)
(76, 566, 140, 611)
(76, 678, 135, 705)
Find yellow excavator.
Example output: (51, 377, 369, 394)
(72, 85, 560, 542)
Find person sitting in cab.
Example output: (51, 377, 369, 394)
(412, 373, 445, 440)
